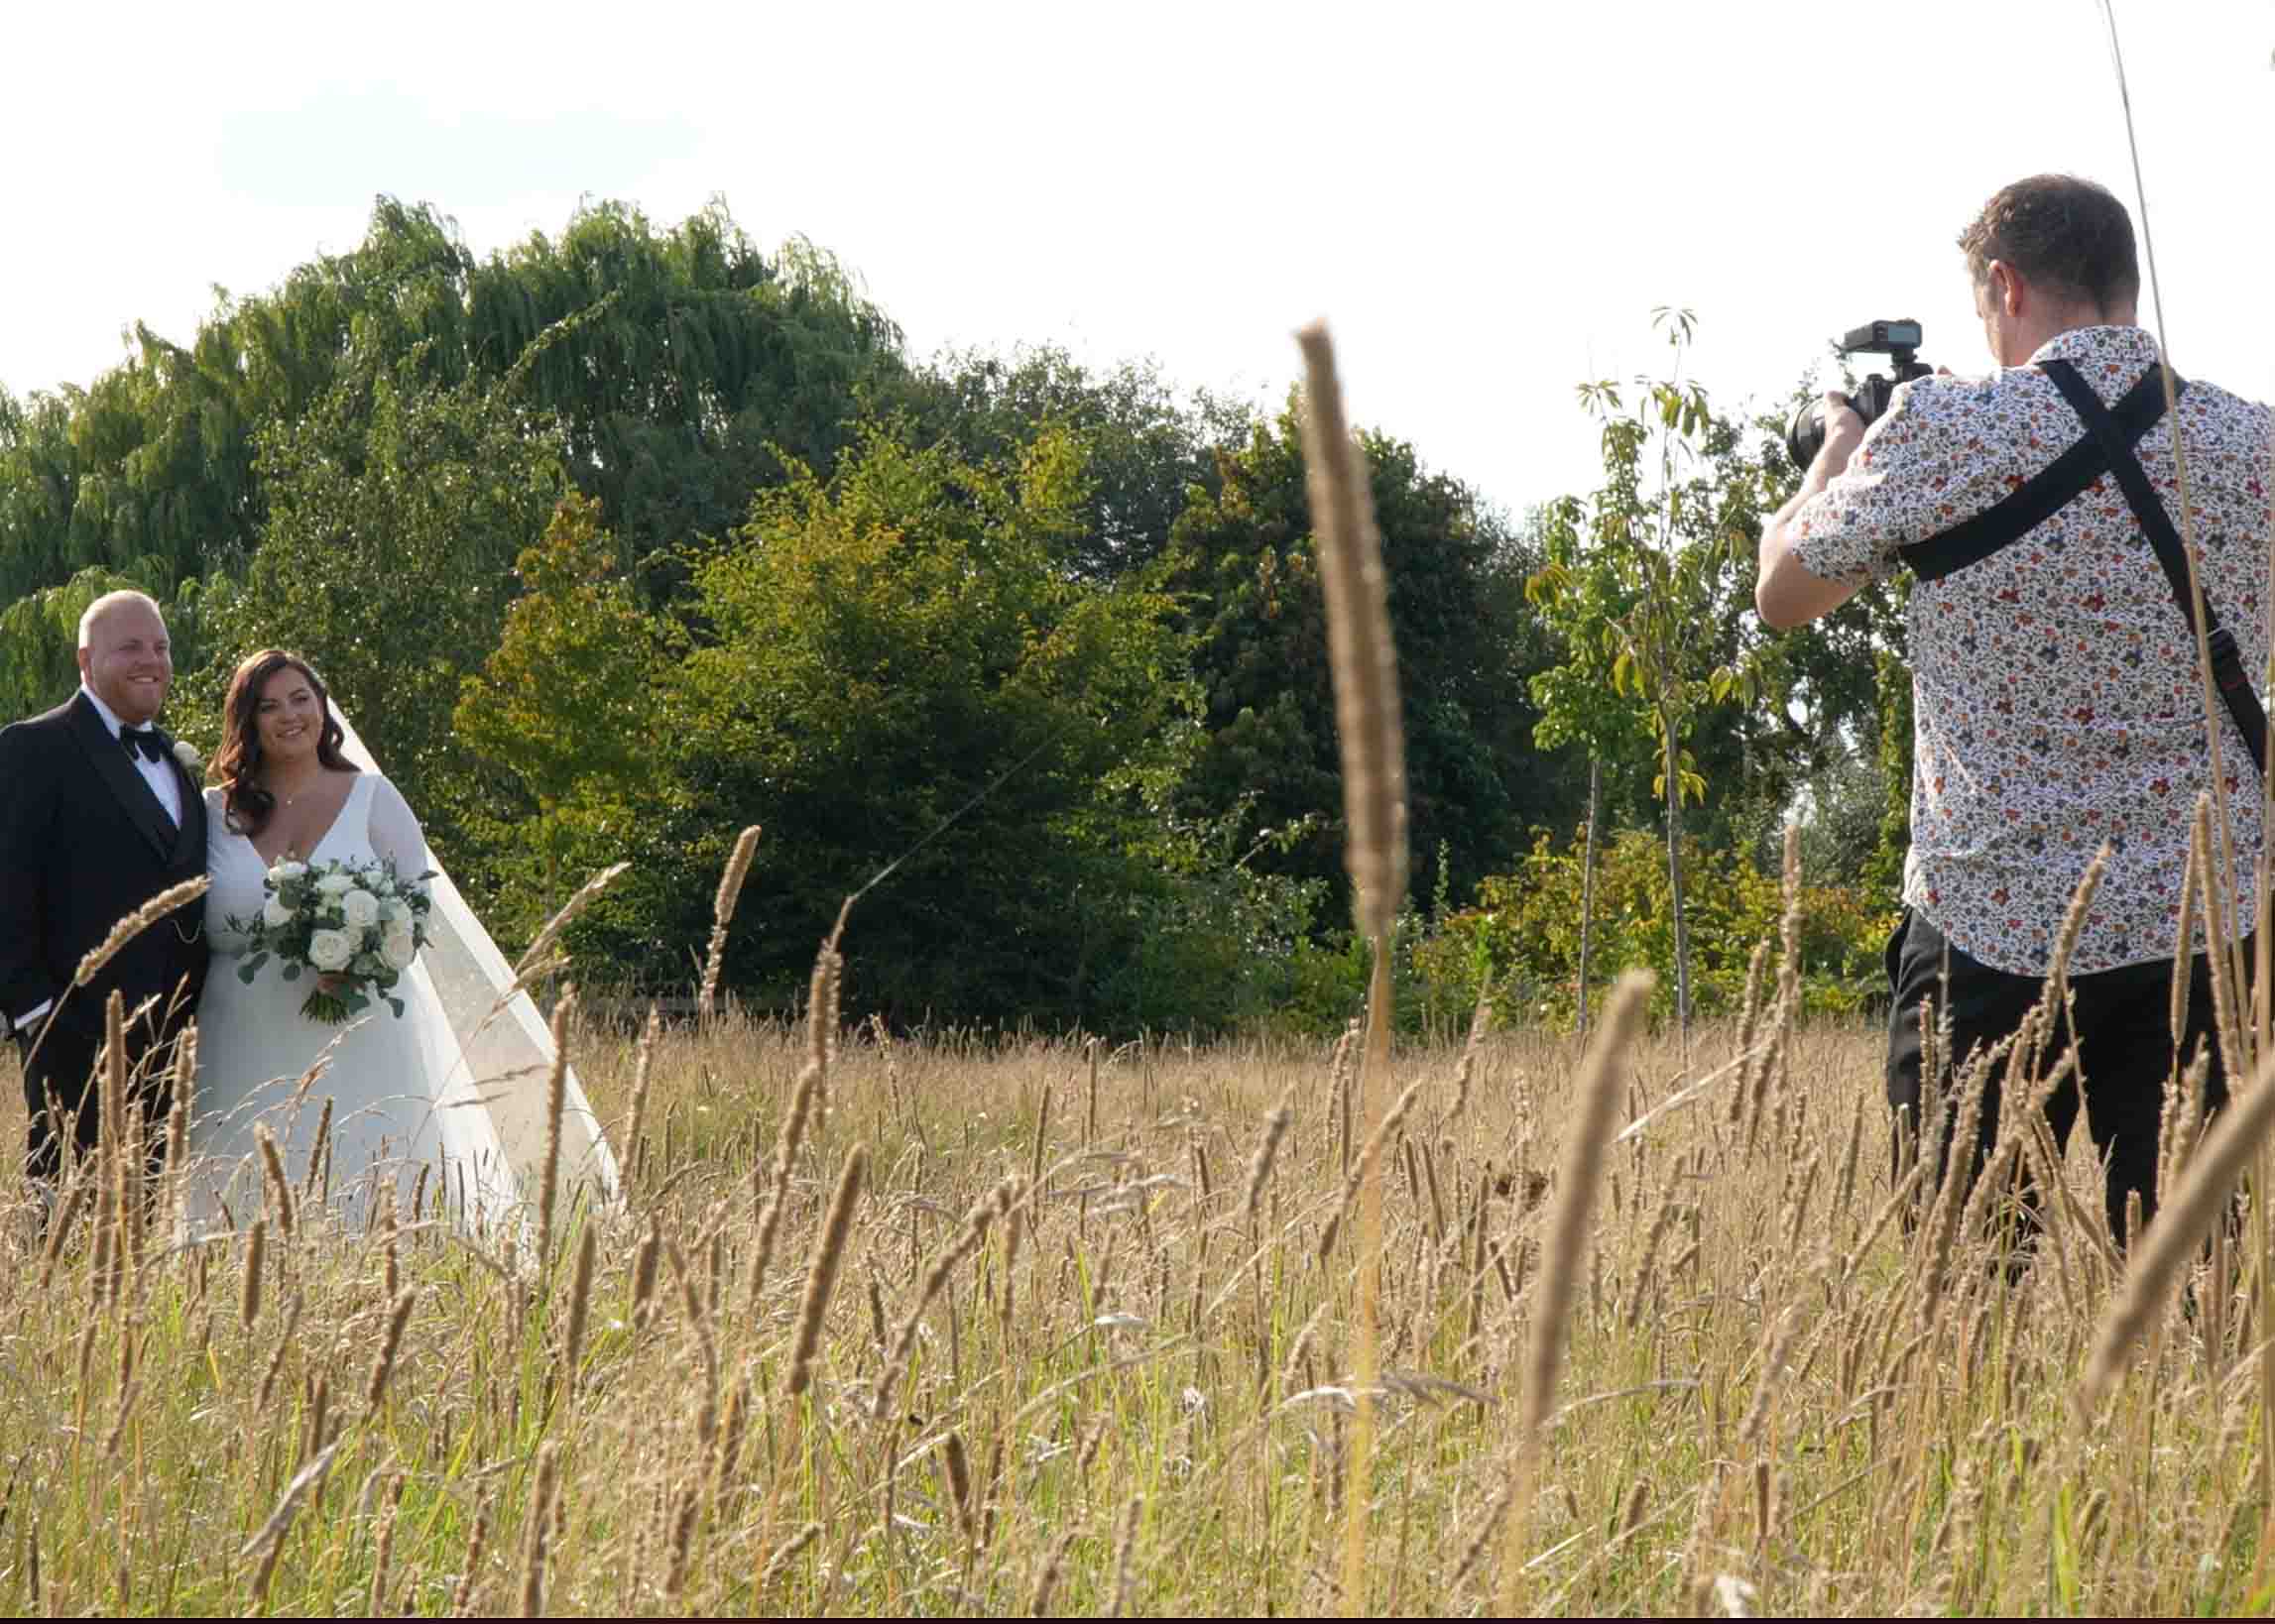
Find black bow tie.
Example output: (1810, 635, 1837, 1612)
(119, 726, 167, 763)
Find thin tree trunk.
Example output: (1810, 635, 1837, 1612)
(1663, 723, 1692, 1047)
(1577, 758, 1601, 1036)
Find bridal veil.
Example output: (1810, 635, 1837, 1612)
(331, 705, 622, 1214)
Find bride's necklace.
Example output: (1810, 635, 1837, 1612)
(269, 772, 323, 811)
(257, 773, 329, 865)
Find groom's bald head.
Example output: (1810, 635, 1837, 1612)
(78, 590, 166, 651)
(76, 591, 172, 726)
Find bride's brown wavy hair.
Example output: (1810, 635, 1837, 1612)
(211, 649, 357, 836)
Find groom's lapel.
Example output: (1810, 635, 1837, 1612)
(67, 693, 178, 861)
(166, 751, 204, 869)
(165, 742, 205, 868)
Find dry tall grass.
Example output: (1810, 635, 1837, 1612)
(4, 937, 2273, 1615)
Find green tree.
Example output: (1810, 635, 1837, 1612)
(669, 418, 1200, 1027)
(202, 363, 567, 861)
(1526, 310, 1793, 1031)
(1521, 496, 1667, 1033)
(1162, 399, 1580, 927)
(904, 346, 1250, 580)
(454, 492, 681, 943)
(465, 213, 905, 567)
(0, 198, 905, 620)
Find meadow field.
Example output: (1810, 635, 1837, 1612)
(2, 958, 2269, 1618)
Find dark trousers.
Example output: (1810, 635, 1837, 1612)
(1884, 908, 2236, 1248)
(16, 999, 185, 1192)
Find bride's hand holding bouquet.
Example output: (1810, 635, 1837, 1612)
(228, 856, 435, 1022)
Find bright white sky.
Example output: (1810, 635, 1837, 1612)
(4, 2, 2269, 520)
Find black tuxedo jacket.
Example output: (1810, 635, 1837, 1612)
(0, 692, 209, 1044)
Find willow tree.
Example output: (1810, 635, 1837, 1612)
(0, 197, 906, 618)
(206, 361, 569, 861)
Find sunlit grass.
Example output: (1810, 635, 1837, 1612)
(0, 993, 2267, 1615)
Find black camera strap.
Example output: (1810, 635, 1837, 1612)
(1897, 365, 2177, 583)
(1898, 357, 2264, 778)
(2038, 358, 2267, 778)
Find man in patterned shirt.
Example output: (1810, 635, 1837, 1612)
(1756, 173, 2274, 1248)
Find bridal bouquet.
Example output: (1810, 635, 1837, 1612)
(229, 857, 435, 1023)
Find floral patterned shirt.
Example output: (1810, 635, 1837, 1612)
(1790, 324, 2275, 976)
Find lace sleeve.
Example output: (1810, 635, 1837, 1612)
(365, 775, 434, 885)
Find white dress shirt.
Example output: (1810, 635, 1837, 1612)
(81, 683, 184, 827)
(11, 687, 185, 1034)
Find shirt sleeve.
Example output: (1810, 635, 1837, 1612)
(1786, 381, 1955, 585)
(365, 776, 434, 882)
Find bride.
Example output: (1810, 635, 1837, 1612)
(183, 649, 615, 1234)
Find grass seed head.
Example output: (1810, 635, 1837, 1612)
(74, 876, 211, 987)
(1296, 320, 1406, 942)
(786, 1143, 868, 1397)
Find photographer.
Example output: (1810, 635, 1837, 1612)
(1755, 174, 2275, 1248)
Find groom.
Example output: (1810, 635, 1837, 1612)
(0, 590, 209, 1203)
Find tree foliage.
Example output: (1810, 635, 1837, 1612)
(1162, 400, 1582, 925)
(196, 363, 568, 857)
(454, 493, 682, 942)
(668, 420, 1204, 1026)
(904, 346, 1251, 580)
(1430, 825, 1895, 1026)
(0, 197, 904, 609)
(0, 194, 1918, 1035)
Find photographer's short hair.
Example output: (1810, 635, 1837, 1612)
(1959, 174, 2140, 314)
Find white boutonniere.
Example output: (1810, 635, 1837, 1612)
(173, 739, 202, 771)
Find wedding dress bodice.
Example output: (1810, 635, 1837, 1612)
(184, 770, 511, 1234)
(204, 775, 428, 956)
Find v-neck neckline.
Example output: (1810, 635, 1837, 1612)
(247, 773, 365, 870)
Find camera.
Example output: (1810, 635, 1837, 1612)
(1785, 320, 1933, 472)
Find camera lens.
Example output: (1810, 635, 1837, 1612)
(1786, 401, 1825, 473)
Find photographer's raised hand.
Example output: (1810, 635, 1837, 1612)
(1811, 391, 1867, 477)
(1754, 391, 1870, 629)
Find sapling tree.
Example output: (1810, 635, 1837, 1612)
(1527, 309, 1776, 1036)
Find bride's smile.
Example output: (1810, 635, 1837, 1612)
(255, 672, 325, 763)
(215, 657, 361, 871)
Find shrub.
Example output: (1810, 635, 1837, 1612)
(1408, 825, 1896, 1029)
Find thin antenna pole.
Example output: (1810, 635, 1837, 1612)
(2096, 0, 2271, 1508)
(2096, 0, 2243, 962)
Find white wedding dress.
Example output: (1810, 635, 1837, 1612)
(183, 773, 521, 1232)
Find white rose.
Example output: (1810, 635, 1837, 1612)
(315, 872, 354, 896)
(381, 929, 417, 972)
(261, 898, 294, 930)
(173, 740, 201, 770)
(270, 860, 307, 884)
(307, 930, 354, 972)
(378, 897, 411, 925)
(342, 889, 380, 929)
